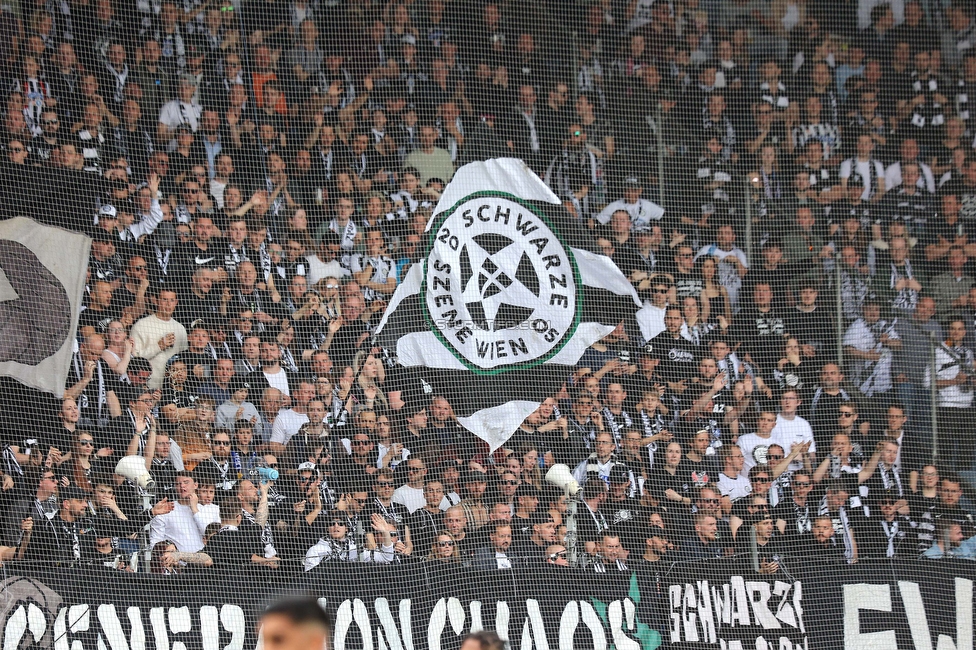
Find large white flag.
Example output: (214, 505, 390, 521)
(376, 158, 640, 451)
(0, 217, 90, 396)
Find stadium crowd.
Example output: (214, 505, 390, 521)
(1, 0, 976, 614)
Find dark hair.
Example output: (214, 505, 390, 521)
(461, 630, 506, 650)
(262, 597, 334, 632)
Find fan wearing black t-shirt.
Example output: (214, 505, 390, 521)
(204, 501, 259, 567)
(650, 308, 699, 390)
(734, 281, 786, 374)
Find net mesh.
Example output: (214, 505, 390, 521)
(0, 0, 974, 648)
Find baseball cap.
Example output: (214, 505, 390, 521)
(624, 176, 641, 186)
(401, 34, 417, 46)
(298, 461, 317, 472)
(609, 464, 631, 484)
(59, 485, 89, 502)
(230, 377, 251, 392)
(98, 204, 118, 219)
(638, 341, 658, 359)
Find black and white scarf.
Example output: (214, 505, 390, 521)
(889, 260, 918, 312)
(106, 63, 129, 103)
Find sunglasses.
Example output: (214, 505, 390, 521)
(436, 540, 455, 547)
(501, 480, 519, 486)
(767, 454, 784, 460)
(548, 551, 567, 560)
(353, 440, 371, 445)
(77, 440, 94, 446)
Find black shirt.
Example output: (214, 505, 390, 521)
(649, 332, 698, 382)
(205, 526, 256, 566)
(734, 306, 786, 372)
(407, 507, 443, 557)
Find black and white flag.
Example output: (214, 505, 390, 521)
(376, 158, 640, 450)
(0, 217, 90, 396)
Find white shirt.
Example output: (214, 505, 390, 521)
(193, 503, 220, 530)
(925, 346, 975, 408)
(158, 99, 202, 132)
(130, 314, 188, 389)
(148, 501, 208, 552)
(392, 484, 425, 513)
(270, 408, 310, 446)
(349, 253, 397, 302)
(839, 157, 885, 201)
(857, 0, 904, 31)
(210, 178, 227, 208)
(884, 160, 937, 194)
(302, 539, 396, 571)
(772, 414, 816, 469)
(264, 368, 290, 396)
(375, 441, 409, 469)
(306, 254, 350, 286)
(595, 198, 666, 227)
(717, 472, 752, 500)
(737, 433, 779, 476)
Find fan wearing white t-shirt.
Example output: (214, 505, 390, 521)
(392, 458, 428, 513)
(737, 410, 782, 476)
(717, 446, 752, 501)
(255, 339, 291, 398)
(771, 389, 817, 470)
(269, 380, 315, 454)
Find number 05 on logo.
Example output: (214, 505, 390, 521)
(423, 192, 581, 373)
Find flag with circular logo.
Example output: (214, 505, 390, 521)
(376, 158, 640, 451)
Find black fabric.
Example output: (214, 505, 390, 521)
(0, 560, 972, 649)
